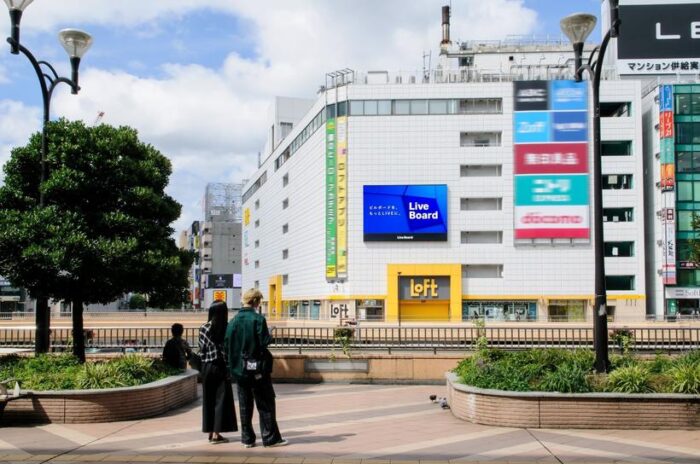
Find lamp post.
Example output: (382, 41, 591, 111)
(4, 0, 92, 353)
(560, 0, 620, 373)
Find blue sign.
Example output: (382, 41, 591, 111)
(514, 112, 551, 144)
(552, 111, 588, 142)
(515, 175, 589, 206)
(661, 85, 673, 112)
(363, 185, 448, 241)
(549, 80, 588, 111)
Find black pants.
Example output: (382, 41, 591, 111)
(237, 375, 282, 446)
(201, 361, 237, 433)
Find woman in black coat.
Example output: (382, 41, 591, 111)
(199, 300, 237, 443)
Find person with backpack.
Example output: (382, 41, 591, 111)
(224, 289, 287, 448)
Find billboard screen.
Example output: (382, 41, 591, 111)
(363, 184, 448, 241)
(513, 80, 590, 241)
(617, 1, 700, 74)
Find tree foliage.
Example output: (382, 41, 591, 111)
(0, 119, 192, 359)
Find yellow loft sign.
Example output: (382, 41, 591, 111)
(399, 276, 450, 300)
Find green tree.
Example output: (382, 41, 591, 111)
(0, 119, 192, 362)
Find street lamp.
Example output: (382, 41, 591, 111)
(4, 0, 92, 353)
(560, 0, 620, 373)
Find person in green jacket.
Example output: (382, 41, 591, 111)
(224, 288, 287, 448)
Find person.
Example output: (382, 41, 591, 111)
(224, 289, 287, 448)
(162, 323, 192, 370)
(199, 300, 237, 444)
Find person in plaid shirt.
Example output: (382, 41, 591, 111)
(199, 300, 237, 444)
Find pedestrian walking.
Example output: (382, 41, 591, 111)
(162, 323, 192, 370)
(224, 289, 287, 448)
(199, 300, 237, 444)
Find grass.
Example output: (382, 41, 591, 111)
(0, 354, 181, 391)
(454, 348, 700, 394)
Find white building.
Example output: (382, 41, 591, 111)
(241, 7, 647, 324)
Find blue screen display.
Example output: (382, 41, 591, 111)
(363, 184, 448, 241)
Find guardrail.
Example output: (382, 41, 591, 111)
(1, 326, 699, 353)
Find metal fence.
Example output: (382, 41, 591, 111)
(1, 326, 699, 353)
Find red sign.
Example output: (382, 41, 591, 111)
(660, 111, 674, 139)
(514, 143, 588, 175)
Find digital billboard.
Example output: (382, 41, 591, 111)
(617, 1, 700, 75)
(363, 185, 448, 241)
(513, 80, 590, 241)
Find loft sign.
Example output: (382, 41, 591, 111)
(399, 276, 450, 300)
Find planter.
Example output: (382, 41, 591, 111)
(446, 372, 700, 429)
(1, 369, 198, 425)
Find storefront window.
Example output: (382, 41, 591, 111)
(547, 300, 586, 322)
(461, 301, 536, 321)
(356, 299, 385, 321)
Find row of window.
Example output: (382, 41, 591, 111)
(349, 98, 503, 116)
(459, 264, 636, 289)
(459, 165, 633, 190)
(675, 93, 700, 116)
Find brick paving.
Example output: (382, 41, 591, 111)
(0, 383, 699, 463)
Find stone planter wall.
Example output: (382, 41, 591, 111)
(446, 372, 700, 429)
(2, 370, 198, 425)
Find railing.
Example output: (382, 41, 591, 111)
(1, 326, 698, 353)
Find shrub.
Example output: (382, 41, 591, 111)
(606, 365, 654, 393)
(76, 363, 125, 389)
(538, 363, 592, 393)
(674, 350, 700, 367)
(667, 364, 700, 394)
(648, 354, 674, 374)
(333, 327, 354, 357)
(610, 328, 634, 355)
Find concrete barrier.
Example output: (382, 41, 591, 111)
(2, 370, 198, 424)
(446, 372, 700, 429)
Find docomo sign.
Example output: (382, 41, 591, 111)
(514, 143, 588, 175)
(514, 206, 589, 239)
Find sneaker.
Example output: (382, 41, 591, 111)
(210, 436, 229, 445)
(242, 442, 256, 448)
(264, 439, 288, 448)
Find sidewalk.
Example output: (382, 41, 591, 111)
(1, 383, 699, 463)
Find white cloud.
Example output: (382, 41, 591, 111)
(8, 0, 538, 232)
(0, 100, 41, 182)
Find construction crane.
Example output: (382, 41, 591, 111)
(93, 111, 105, 125)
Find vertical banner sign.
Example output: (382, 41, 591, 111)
(660, 84, 676, 285)
(336, 115, 348, 279)
(513, 80, 590, 240)
(326, 117, 337, 280)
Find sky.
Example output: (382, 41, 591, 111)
(0, 0, 600, 234)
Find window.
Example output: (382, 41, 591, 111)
(254, 219, 260, 228)
(606, 275, 635, 291)
(349, 100, 364, 115)
(603, 208, 633, 222)
(337, 101, 348, 117)
(674, 93, 700, 115)
(600, 102, 631, 117)
(377, 100, 391, 115)
(460, 165, 502, 177)
(458, 98, 502, 114)
(282, 249, 289, 260)
(461, 231, 503, 244)
(282, 174, 289, 187)
(254, 240, 260, 248)
(461, 197, 502, 211)
(605, 241, 634, 257)
(462, 265, 504, 278)
(280, 121, 293, 140)
(282, 223, 289, 234)
(393, 100, 410, 115)
(678, 211, 698, 232)
(254, 260, 260, 269)
(410, 99, 428, 115)
(254, 280, 259, 289)
(429, 99, 448, 114)
(363, 100, 378, 115)
(282, 198, 289, 209)
(282, 274, 289, 285)
(602, 174, 633, 189)
(676, 152, 700, 173)
(677, 181, 700, 202)
(601, 141, 632, 156)
(460, 131, 502, 147)
(676, 122, 700, 145)
(254, 199, 260, 210)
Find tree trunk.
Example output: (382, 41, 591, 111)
(72, 299, 85, 363)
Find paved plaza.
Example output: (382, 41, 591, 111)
(1, 383, 699, 464)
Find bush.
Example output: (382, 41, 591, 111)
(667, 364, 700, 394)
(610, 328, 634, 355)
(606, 365, 654, 393)
(538, 363, 592, 393)
(648, 354, 674, 374)
(0, 354, 175, 391)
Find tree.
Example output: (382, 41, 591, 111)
(0, 119, 192, 362)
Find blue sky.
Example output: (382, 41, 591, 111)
(0, 0, 602, 231)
